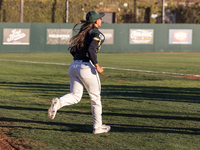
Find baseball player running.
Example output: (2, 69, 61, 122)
(48, 10, 111, 134)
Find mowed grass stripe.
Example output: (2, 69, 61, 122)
(0, 58, 199, 77)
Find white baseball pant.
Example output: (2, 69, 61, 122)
(56, 60, 102, 129)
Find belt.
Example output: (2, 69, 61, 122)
(74, 59, 89, 62)
(82, 60, 89, 62)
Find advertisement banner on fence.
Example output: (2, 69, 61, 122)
(3, 28, 30, 45)
(169, 29, 192, 44)
(47, 29, 72, 45)
(99, 29, 114, 44)
(130, 29, 154, 44)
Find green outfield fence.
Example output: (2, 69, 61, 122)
(0, 23, 200, 53)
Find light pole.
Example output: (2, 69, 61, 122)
(65, 0, 69, 23)
(20, 0, 24, 22)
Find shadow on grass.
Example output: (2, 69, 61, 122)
(102, 85, 200, 104)
(0, 105, 199, 122)
(0, 81, 200, 104)
(0, 117, 200, 135)
(110, 123, 200, 135)
(0, 117, 92, 133)
(1, 81, 200, 135)
(0, 81, 70, 97)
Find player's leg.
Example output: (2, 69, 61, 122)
(78, 62, 110, 133)
(48, 61, 84, 119)
(59, 75, 84, 107)
(48, 75, 84, 119)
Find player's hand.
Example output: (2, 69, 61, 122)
(94, 63, 105, 74)
(96, 66, 105, 74)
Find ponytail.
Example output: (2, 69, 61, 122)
(68, 20, 95, 52)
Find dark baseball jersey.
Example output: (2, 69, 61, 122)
(71, 27, 105, 65)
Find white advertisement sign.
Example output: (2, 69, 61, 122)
(130, 29, 154, 44)
(3, 28, 30, 45)
(47, 29, 72, 45)
(169, 29, 192, 44)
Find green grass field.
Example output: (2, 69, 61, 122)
(0, 53, 200, 150)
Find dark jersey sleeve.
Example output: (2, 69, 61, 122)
(92, 32, 105, 53)
(88, 39, 99, 65)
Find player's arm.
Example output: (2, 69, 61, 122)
(88, 39, 104, 74)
